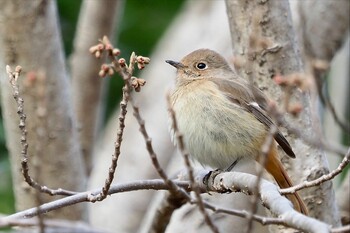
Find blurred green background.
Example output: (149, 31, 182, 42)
(0, 0, 185, 215)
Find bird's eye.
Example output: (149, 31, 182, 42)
(196, 62, 207, 70)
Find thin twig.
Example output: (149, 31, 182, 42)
(0, 178, 297, 230)
(166, 93, 219, 233)
(93, 85, 130, 202)
(2, 179, 191, 222)
(202, 200, 287, 226)
(269, 102, 348, 156)
(0, 176, 280, 231)
(281, 147, 350, 194)
(273, 72, 348, 157)
(126, 78, 191, 233)
(1, 175, 330, 232)
(331, 224, 350, 233)
(242, 22, 288, 232)
(203, 171, 330, 233)
(322, 93, 350, 133)
(0, 218, 112, 233)
(147, 191, 187, 233)
(312, 60, 350, 134)
(88, 36, 135, 202)
(245, 125, 276, 233)
(130, 99, 190, 205)
(6, 65, 77, 197)
(282, 117, 347, 156)
(89, 36, 150, 201)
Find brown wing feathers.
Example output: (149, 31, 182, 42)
(213, 77, 296, 158)
(246, 103, 296, 158)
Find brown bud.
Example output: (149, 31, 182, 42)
(142, 57, 150, 64)
(131, 77, 138, 86)
(97, 43, 104, 50)
(137, 79, 146, 86)
(137, 63, 145, 70)
(105, 43, 113, 51)
(99, 69, 106, 78)
(119, 58, 126, 67)
(137, 56, 150, 64)
(15, 66, 22, 74)
(89, 45, 98, 54)
(95, 51, 102, 58)
(130, 77, 146, 92)
(101, 64, 110, 72)
(108, 68, 114, 76)
(136, 56, 144, 63)
(112, 48, 121, 56)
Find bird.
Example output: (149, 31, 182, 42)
(166, 48, 308, 215)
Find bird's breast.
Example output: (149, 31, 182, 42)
(170, 80, 267, 169)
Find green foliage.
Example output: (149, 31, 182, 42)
(57, 0, 83, 55)
(0, 159, 15, 214)
(0, 110, 7, 160)
(0, 108, 15, 214)
(118, 0, 185, 56)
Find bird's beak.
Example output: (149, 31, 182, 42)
(165, 60, 185, 69)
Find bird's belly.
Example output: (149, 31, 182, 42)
(173, 91, 267, 170)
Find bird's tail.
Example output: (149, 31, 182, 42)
(265, 146, 308, 215)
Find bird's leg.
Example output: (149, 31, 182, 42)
(203, 158, 241, 185)
(203, 169, 222, 187)
(225, 158, 241, 172)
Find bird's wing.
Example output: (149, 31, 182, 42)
(211, 77, 296, 158)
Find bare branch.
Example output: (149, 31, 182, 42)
(1, 179, 191, 222)
(203, 171, 330, 233)
(131, 102, 186, 197)
(93, 84, 130, 202)
(0, 174, 331, 233)
(6, 65, 78, 197)
(245, 125, 276, 233)
(331, 224, 350, 233)
(88, 36, 149, 201)
(144, 192, 187, 233)
(1, 169, 336, 233)
(130, 97, 195, 233)
(0, 218, 113, 233)
(281, 147, 350, 194)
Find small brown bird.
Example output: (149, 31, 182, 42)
(166, 49, 308, 215)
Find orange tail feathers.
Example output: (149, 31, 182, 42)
(265, 146, 308, 215)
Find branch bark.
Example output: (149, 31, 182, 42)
(225, 0, 340, 228)
(336, 174, 350, 225)
(204, 171, 330, 233)
(0, 0, 86, 220)
(297, 0, 349, 62)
